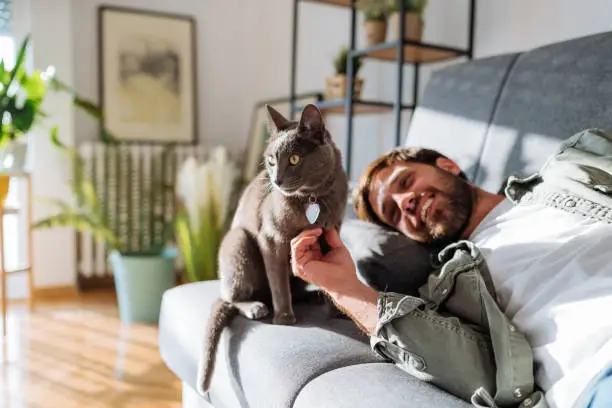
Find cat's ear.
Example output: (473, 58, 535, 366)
(299, 104, 325, 133)
(298, 104, 327, 143)
(265, 104, 291, 134)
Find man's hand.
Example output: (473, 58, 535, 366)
(290, 227, 379, 334)
(290, 228, 356, 296)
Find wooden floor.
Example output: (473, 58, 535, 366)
(0, 294, 181, 408)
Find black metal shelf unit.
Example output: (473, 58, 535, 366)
(289, 0, 477, 177)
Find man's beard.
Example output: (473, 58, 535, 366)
(424, 171, 473, 246)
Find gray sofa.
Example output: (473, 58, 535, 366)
(159, 31, 612, 408)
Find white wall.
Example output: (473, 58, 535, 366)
(11, 0, 77, 290)
(475, 0, 612, 58)
(14, 0, 612, 289)
(71, 0, 425, 181)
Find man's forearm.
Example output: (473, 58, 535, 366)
(330, 283, 379, 335)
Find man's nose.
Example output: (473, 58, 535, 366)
(395, 192, 417, 213)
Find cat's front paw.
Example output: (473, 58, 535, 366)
(273, 312, 297, 325)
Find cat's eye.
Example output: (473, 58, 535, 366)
(267, 156, 276, 166)
(289, 155, 301, 165)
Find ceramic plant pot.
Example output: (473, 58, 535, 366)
(364, 19, 387, 46)
(0, 140, 29, 173)
(109, 247, 178, 324)
(325, 75, 364, 101)
(390, 12, 423, 41)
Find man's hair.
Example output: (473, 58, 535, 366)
(352, 147, 468, 226)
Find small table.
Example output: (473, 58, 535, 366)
(0, 171, 34, 337)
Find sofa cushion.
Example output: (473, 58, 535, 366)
(293, 363, 471, 408)
(340, 219, 435, 296)
(404, 53, 519, 181)
(159, 280, 385, 408)
(475, 32, 612, 192)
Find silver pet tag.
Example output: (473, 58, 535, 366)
(306, 197, 320, 224)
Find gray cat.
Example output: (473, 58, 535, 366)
(197, 103, 349, 394)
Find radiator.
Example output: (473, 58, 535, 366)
(75, 142, 210, 282)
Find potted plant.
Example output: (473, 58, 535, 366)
(325, 46, 364, 101)
(357, 0, 389, 46)
(32, 131, 177, 324)
(0, 34, 111, 205)
(175, 147, 240, 283)
(0, 35, 51, 205)
(387, 0, 428, 42)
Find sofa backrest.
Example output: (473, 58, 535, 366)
(405, 31, 612, 193)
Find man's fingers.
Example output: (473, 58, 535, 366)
(292, 235, 320, 254)
(325, 228, 344, 249)
(291, 235, 321, 274)
(291, 237, 321, 260)
(292, 228, 323, 245)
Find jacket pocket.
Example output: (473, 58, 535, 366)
(373, 292, 497, 402)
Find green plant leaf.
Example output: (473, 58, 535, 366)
(50, 76, 105, 120)
(387, 0, 428, 15)
(50, 125, 61, 146)
(100, 127, 119, 145)
(3, 36, 29, 95)
(49, 126, 89, 208)
(32, 211, 121, 251)
(356, 0, 389, 21)
(74, 95, 103, 120)
(48, 76, 71, 93)
(11, 100, 36, 132)
(21, 70, 47, 101)
(333, 46, 362, 76)
(175, 212, 197, 282)
(175, 204, 221, 282)
(0, 61, 6, 88)
(36, 197, 74, 213)
(81, 180, 100, 213)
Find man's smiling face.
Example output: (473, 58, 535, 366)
(367, 159, 474, 244)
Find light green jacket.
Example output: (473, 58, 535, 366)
(370, 129, 612, 408)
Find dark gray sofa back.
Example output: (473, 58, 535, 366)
(405, 31, 612, 193)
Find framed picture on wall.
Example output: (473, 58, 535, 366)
(98, 6, 197, 144)
(243, 92, 323, 184)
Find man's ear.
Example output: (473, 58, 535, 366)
(435, 157, 462, 176)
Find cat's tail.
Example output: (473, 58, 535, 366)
(196, 298, 238, 395)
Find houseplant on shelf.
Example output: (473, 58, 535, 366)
(0, 34, 112, 205)
(0, 35, 51, 205)
(357, 0, 389, 46)
(33, 129, 177, 325)
(387, 0, 428, 42)
(325, 46, 364, 101)
(175, 147, 239, 283)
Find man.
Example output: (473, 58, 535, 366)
(290, 131, 612, 408)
